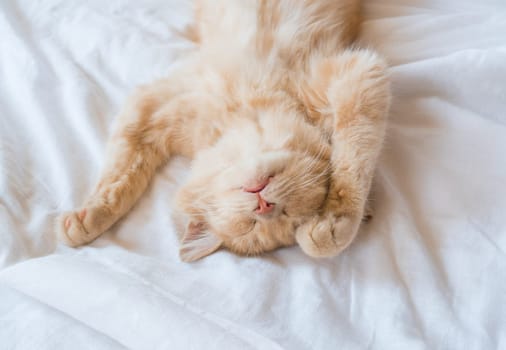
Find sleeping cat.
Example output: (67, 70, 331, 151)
(56, 0, 390, 262)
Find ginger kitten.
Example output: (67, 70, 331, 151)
(56, 0, 391, 262)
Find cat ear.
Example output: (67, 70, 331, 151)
(179, 221, 222, 262)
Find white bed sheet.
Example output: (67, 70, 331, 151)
(1, 0, 505, 349)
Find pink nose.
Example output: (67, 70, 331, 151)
(243, 178, 274, 214)
(255, 193, 274, 214)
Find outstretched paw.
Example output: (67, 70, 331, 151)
(295, 213, 360, 258)
(56, 206, 111, 247)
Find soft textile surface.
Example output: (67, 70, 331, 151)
(1, 0, 505, 349)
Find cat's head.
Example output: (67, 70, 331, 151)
(175, 99, 331, 262)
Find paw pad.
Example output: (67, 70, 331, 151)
(64, 217, 71, 229)
(78, 209, 87, 221)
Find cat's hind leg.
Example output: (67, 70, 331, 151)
(56, 82, 188, 246)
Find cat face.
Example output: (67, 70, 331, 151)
(176, 107, 331, 262)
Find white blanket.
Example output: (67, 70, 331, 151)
(1, 0, 505, 349)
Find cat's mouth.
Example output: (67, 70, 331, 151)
(242, 176, 272, 193)
(243, 176, 276, 215)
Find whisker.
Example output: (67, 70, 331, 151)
(292, 174, 328, 194)
(291, 164, 330, 192)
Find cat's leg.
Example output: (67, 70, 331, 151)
(296, 50, 391, 257)
(56, 82, 192, 246)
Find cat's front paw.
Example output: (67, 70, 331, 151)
(295, 213, 360, 258)
(55, 206, 111, 247)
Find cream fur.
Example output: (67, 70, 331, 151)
(56, 0, 390, 262)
